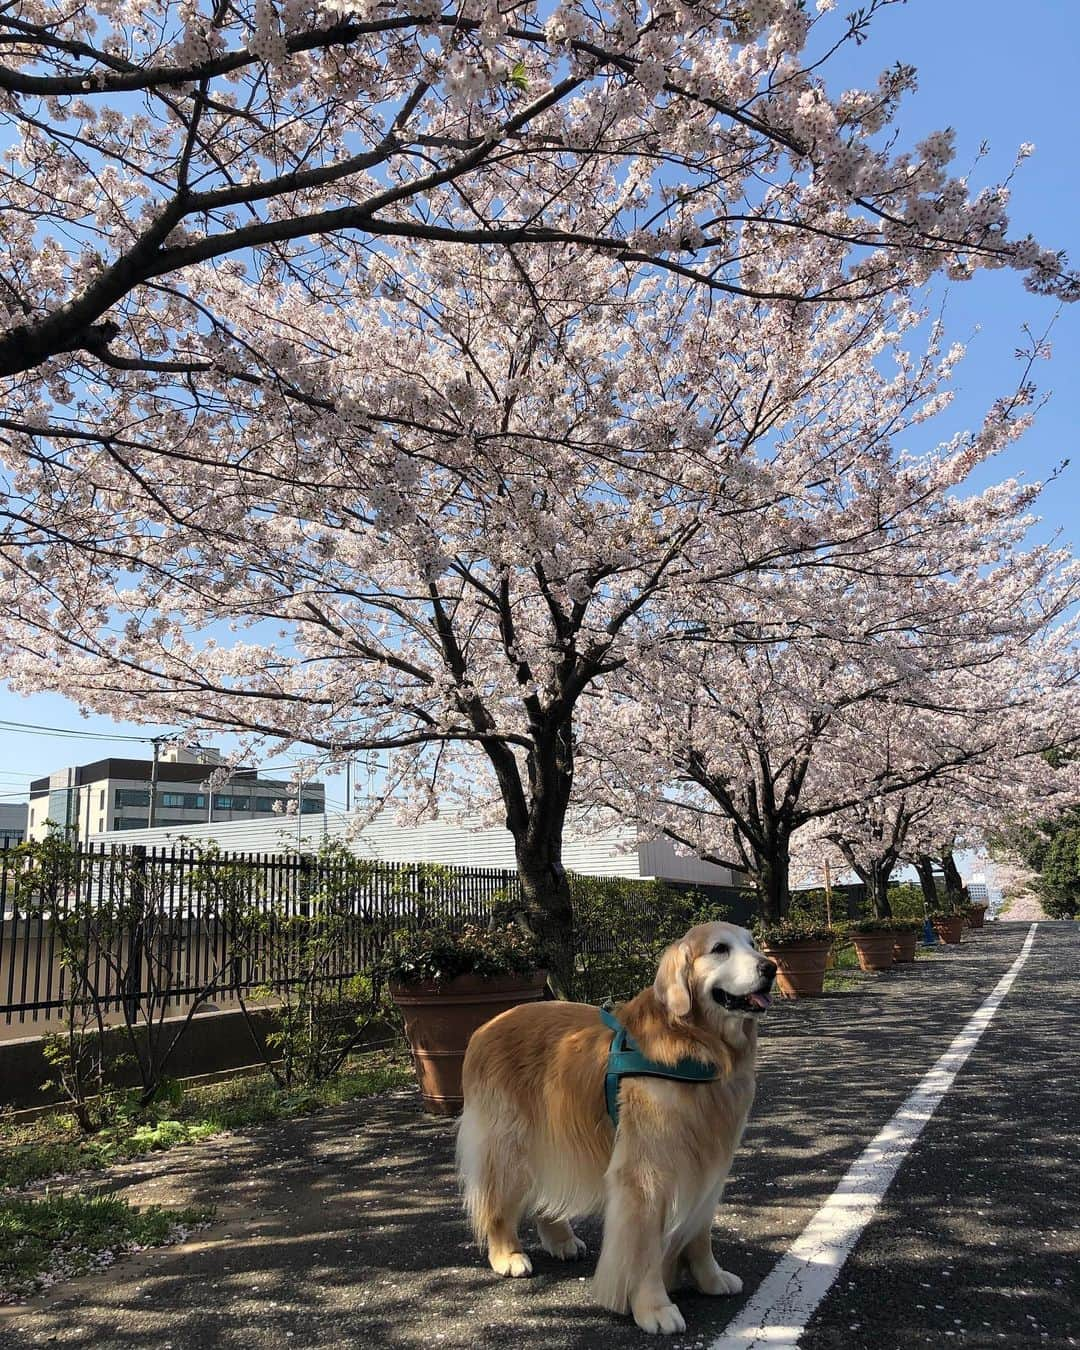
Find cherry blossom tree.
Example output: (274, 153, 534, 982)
(6, 239, 915, 987)
(579, 335, 1080, 922)
(806, 713, 1080, 919)
(1, 0, 1074, 415)
(3, 0, 1078, 970)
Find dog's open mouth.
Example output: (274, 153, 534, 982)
(712, 987, 773, 1013)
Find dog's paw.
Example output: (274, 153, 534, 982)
(490, 1250, 533, 1278)
(541, 1232, 587, 1261)
(634, 1302, 686, 1335)
(696, 1265, 742, 1297)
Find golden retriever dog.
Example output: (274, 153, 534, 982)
(457, 921, 776, 1335)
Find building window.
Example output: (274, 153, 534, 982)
(115, 789, 150, 807)
(160, 792, 186, 808)
(98, 818, 104, 833)
(99, 789, 105, 809)
(214, 795, 251, 811)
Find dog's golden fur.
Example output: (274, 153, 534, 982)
(457, 921, 768, 1335)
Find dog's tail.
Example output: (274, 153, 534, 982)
(456, 1097, 533, 1250)
(455, 1101, 490, 1246)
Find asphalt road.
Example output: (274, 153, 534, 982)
(2, 921, 1075, 1350)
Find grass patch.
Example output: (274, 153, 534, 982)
(822, 941, 863, 992)
(0, 1192, 212, 1303)
(0, 1049, 412, 1191)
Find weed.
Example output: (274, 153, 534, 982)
(0, 1050, 411, 1191)
(0, 1192, 211, 1302)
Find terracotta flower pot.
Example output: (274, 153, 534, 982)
(760, 941, 832, 998)
(850, 932, 895, 972)
(892, 931, 919, 963)
(966, 903, 989, 930)
(391, 971, 548, 1115)
(932, 915, 964, 944)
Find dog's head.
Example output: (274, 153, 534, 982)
(653, 921, 776, 1023)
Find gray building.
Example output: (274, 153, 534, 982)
(28, 744, 324, 842)
(0, 802, 28, 848)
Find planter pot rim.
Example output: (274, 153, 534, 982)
(760, 939, 833, 952)
(390, 970, 547, 1000)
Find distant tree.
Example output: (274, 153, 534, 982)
(580, 355, 1079, 923)
(992, 802, 1080, 920)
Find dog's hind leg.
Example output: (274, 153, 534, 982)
(457, 1103, 533, 1278)
(536, 1216, 587, 1261)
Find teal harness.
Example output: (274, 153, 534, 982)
(599, 1008, 717, 1128)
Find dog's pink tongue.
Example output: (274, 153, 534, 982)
(748, 992, 771, 1010)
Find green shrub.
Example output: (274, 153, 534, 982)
(1036, 826, 1080, 919)
(842, 918, 898, 935)
(381, 923, 544, 985)
(570, 876, 730, 1004)
(753, 916, 837, 947)
(886, 883, 929, 919)
(787, 888, 835, 925)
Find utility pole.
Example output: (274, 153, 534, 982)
(823, 857, 833, 928)
(345, 760, 352, 814)
(147, 735, 165, 829)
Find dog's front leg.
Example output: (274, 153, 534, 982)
(594, 1162, 685, 1335)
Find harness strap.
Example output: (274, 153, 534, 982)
(599, 1007, 717, 1128)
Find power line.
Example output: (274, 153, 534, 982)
(0, 719, 162, 743)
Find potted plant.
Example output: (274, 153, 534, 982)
(384, 924, 547, 1115)
(965, 901, 989, 930)
(754, 917, 837, 998)
(930, 907, 966, 945)
(890, 919, 922, 963)
(842, 918, 896, 972)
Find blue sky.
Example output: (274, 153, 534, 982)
(1, 0, 1077, 812)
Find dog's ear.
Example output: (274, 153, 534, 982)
(654, 941, 694, 1019)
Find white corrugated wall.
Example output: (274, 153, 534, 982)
(86, 811, 736, 885)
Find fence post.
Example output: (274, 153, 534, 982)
(298, 853, 313, 918)
(124, 844, 147, 1024)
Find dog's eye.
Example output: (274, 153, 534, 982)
(711, 942, 730, 957)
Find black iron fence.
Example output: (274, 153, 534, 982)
(0, 842, 519, 1029)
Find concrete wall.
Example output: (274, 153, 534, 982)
(0, 1004, 396, 1110)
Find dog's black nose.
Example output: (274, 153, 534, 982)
(759, 960, 777, 982)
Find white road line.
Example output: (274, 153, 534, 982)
(711, 923, 1039, 1350)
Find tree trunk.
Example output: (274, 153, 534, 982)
(514, 835, 575, 999)
(941, 849, 967, 908)
(864, 859, 895, 918)
(915, 856, 939, 912)
(754, 844, 791, 923)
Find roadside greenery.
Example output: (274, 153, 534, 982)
(753, 916, 837, 947)
(822, 942, 862, 993)
(993, 807, 1080, 919)
(0, 1051, 410, 1192)
(382, 922, 544, 986)
(569, 877, 732, 1004)
(0, 1192, 212, 1303)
